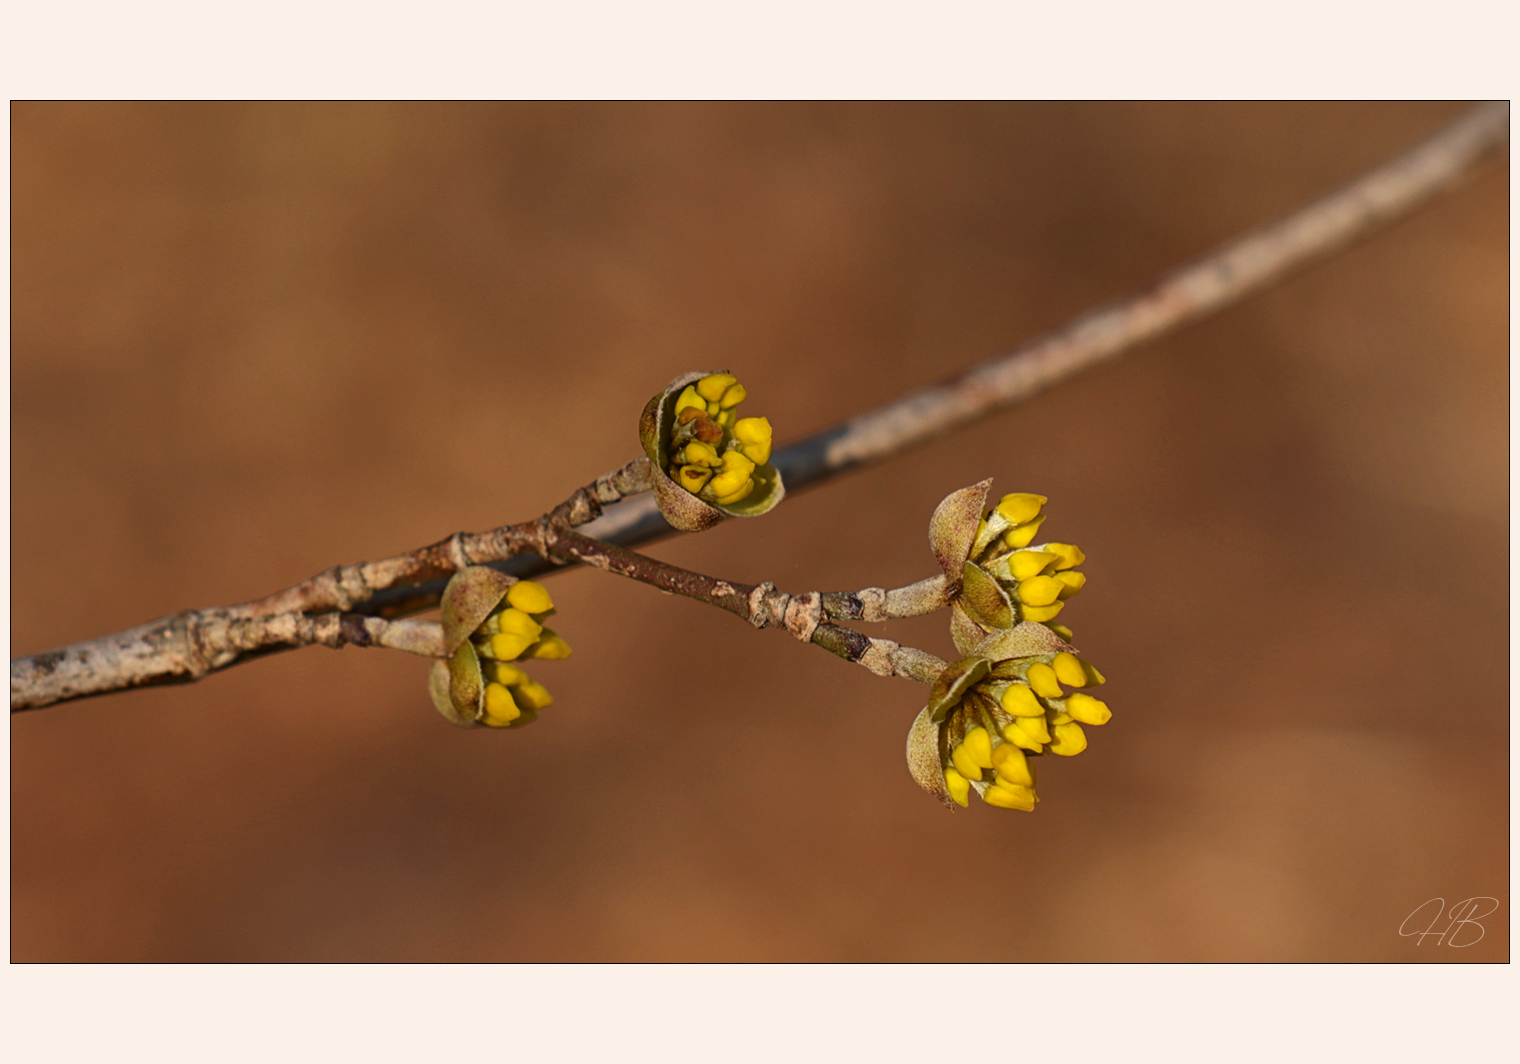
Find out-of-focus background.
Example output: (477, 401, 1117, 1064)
(11, 102, 1507, 961)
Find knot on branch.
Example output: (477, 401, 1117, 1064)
(743, 583, 821, 643)
(858, 638, 900, 677)
(783, 591, 822, 644)
(856, 587, 889, 622)
(555, 486, 603, 527)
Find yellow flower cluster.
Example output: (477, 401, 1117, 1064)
(917, 483, 1113, 813)
(468, 579, 571, 727)
(667, 373, 773, 507)
(974, 492, 1087, 627)
(941, 649, 1109, 810)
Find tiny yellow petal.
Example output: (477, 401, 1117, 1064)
(1066, 692, 1111, 726)
(489, 632, 537, 661)
(996, 493, 1047, 526)
(674, 385, 705, 415)
(496, 608, 543, 639)
(1001, 724, 1042, 752)
(483, 682, 522, 724)
(719, 383, 747, 409)
(709, 451, 757, 499)
(679, 465, 713, 492)
(963, 726, 994, 769)
(1049, 721, 1088, 756)
(512, 679, 553, 711)
(696, 373, 737, 401)
(507, 580, 554, 614)
(1008, 550, 1059, 581)
(1004, 515, 1047, 549)
(950, 743, 983, 781)
(991, 743, 1034, 787)
(1019, 601, 1065, 622)
(1052, 651, 1088, 687)
(1080, 659, 1106, 686)
(707, 401, 720, 415)
(683, 441, 722, 467)
(944, 768, 971, 807)
(715, 409, 734, 428)
(1026, 662, 1063, 699)
(1040, 542, 1086, 571)
(1048, 623, 1075, 642)
(1001, 682, 1045, 717)
(733, 416, 771, 445)
(715, 478, 755, 505)
(526, 631, 572, 660)
(1017, 575, 1065, 607)
(1054, 571, 1086, 599)
(983, 782, 1036, 811)
(494, 661, 528, 686)
(1013, 714, 1051, 745)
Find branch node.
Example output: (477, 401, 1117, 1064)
(856, 587, 889, 622)
(446, 532, 471, 572)
(747, 582, 779, 629)
(859, 638, 899, 677)
(783, 591, 822, 644)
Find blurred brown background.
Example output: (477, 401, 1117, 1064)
(11, 102, 1507, 961)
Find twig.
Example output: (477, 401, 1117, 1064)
(547, 530, 948, 683)
(11, 103, 1508, 712)
(501, 100, 1512, 573)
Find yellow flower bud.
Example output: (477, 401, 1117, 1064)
(950, 743, 984, 781)
(483, 682, 522, 725)
(1052, 651, 1088, 687)
(1066, 692, 1111, 726)
(708, 450, 756, 499)
(1004, 514, 1047, 549)
(679, 465, 713, 492)
(490, 632, 537, 661)
(496, 608, 543, 639)
(683, 441, 722, 467)
(1039, 542, 1085, 570)
(715, 478, 755, 505)
(696, 373, 737, 402)
(1054, 571, 1086, 599)
(983, 782, 1037, 810)
(1009, 714, 1051, 746)
(1079, 659, 1106, 686)
(1049, 721, 1087, 756)
(719, 382, 747, 408)
(526, 631, 572, 660)
(1019, 601, 1064, 622)
(1017, 574, 1065, 607)
(944, 768, 971, 807)
(991, 743, 1034, 787)
(1008, 550, 1058, 581)
(1025, 662, 1063, 699)
(1000, 724, 1042, 752)
(996, 493, 1047, 525)
(674, 385, 705, 416)
(732, 416, 772, 465)
(962, 726, 994, 769)
(507, 580, 555, 615)
(1001, 682, 1045, 717)
(1048, 623, 1074, 642)
(513, 679, 554, 711)
(494, 662, 528, 686)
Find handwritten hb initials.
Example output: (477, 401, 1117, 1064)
(1398, 897, 1499, 947)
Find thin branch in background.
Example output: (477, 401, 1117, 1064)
(10, 102, 1508, 714)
